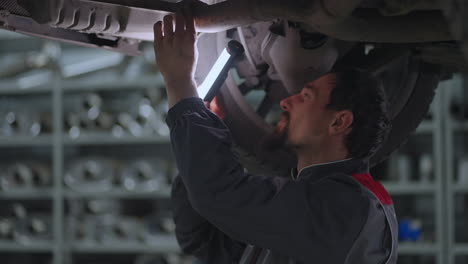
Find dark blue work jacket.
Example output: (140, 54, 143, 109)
(167, 97, 398, 264)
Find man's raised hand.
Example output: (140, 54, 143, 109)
(153, 11, 198, 107)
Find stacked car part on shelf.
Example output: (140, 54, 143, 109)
(0, 161, 52, 191)
(0, 111, 52, 137)
(387, 153, 435, 183)
(65, 92, 169, 139)
(68, 199, 174, 245)
(64, 157, 171, 193)
(0, 203, 52, 244)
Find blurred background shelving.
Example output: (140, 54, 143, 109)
(0, 32, 185, 264)
(370, 74, 468, 264)
(445, 75, 468, 264)
(369, 75, 467, 264)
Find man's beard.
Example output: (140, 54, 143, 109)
(258, 112, 291, 152)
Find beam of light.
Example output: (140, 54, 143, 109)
(198, 48, 231, 99)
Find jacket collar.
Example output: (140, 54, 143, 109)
(291, 158, 369, 181)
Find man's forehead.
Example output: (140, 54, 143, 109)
(306, 73, 337, 90)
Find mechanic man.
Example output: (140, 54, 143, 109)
(153, 10, 398, 264)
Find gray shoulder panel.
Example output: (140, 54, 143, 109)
(344, 181, 398, 264)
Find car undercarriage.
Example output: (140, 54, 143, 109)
(1, 0, 467, 173)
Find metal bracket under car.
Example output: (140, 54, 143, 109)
(0, 0, 177, 55)
(0, 11, 141, 55)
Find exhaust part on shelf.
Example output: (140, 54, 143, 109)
(143, 212, 176, 245)
(395, 154, 412, 183)
(1, 111, 43, 137)
(95, 112, 115, 131)
(86, 199, 121, 215)
(136, 99, 169, 137)
(0, 162, 51, 191)
(14, 214, 52, 243)
(65, 112, 82, 139)
(1, 163, 34, 190)
(81, 93, 103, 121)
(64, 158, 115, 193)
(0, 218, 14, 240)
(96, 215, 143, 243)
(119, 159, 167, 192)
(115, 112, 143, 137)
(418, 154, 433, 183)
(73, 215, 98, 242)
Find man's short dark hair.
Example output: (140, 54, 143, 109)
(326, 68, 391, 159)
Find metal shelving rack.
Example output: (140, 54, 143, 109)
(0, 90, 55, 261)
(0, 68, 177, 264)
(444, 75, 468, 264)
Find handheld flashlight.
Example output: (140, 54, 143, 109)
(198, 40, 245, 102)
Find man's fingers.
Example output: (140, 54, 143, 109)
(163, 15, 174, 37)
(184, 8, 196, 34)
(206, 96, 227, 119)
(153, 21, 163, 47)
(175, 12, 185, 35)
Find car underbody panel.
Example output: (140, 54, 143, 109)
(0, 0, 178, 55)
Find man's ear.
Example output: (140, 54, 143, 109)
(329, 110, 353, 136)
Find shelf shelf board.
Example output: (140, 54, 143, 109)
(0, 83, 52, 95)
(0, 75, 164, 95)
(451, 120, 468, 131)
(0, 135, 53, 147)
(454, 244, 468, 255)
(62, 75, 164, 93)
(452, 184, 468, 193)
(64, 188, 171, 199)
(0, 240, 54, 252)
(381, 182, 436, 194)
(448, 120, 468, 133)
(398, 242, 439, 255)
(415, 121, 434, 134)
(0, 189, 53, 199)
(63, 134, 170, 146)
(71, 236, 179, 253)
